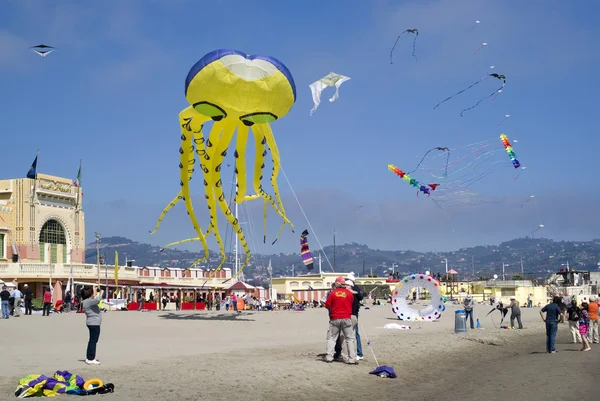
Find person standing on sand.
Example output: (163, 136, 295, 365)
(0, 286, 10, 319)
(540, 296, 563, 353)
(324, 277, 356, 364)
(567, 300, 582, 344)
(509, 297, 523, 329)
(23, 284, 33, 315)
(463, 294, 475, 329)
(587, 296, 599, 344)
(577, 302, 592, 351)
(344, 277, 364, 361)
(42, 287, 52, 316)
(12, 287, 22, 317)
(82, 286, 103, 365)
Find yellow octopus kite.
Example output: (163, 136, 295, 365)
(150, 49, 296, 277)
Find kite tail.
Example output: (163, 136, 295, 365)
(460, 82, 506, 117)
(390, 31, 408, 64)
(433, 78, 483, 110)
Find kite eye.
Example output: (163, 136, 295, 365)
(193, 102, 227, 121)
(240, 112, 278, 127)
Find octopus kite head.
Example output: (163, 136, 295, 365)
(185, 49, 296, 124)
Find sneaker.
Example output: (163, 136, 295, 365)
(357, 356, 364, 360)
(85, 359, 101, 365)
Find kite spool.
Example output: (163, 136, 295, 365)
(391, 274, 446, 321)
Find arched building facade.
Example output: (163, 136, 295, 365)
(0, 173, 85, 263)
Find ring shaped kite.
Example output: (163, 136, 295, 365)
(150, 49, 296, 279)
(391, 274, 446, 321)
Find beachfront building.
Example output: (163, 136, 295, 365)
(0, 173, 85, 264)
(272, 272, 549, 306)
(272, 272, 394, 302)
(0, 173, 240, 304)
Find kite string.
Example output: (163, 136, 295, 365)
(358, 323, 380, 368)
(278, 161, 335, 273)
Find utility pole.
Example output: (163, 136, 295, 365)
(333, 228, 336, 271)
(520, 253, 524, 275)
(472, 256, 475, 277)
(291, 264, 295, 277)
(95, 232, 101, 285)
(363, 260, 365, 277)
(318, 253, 322, 275)
(502, 263, 508, 281)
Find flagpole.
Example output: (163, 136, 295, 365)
(30, 150, 39, 251)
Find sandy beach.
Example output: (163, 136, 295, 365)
(2, 303, 599, 400)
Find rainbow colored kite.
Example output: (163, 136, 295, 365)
(388, 164, 439, 196)
(499, 134, 520, 168)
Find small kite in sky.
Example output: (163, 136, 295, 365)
(390, 28, 419, 63)
(309, 72, 351, 116)
(31, 44, 55, 58)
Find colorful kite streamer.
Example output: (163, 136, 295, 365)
(300, 230, 314, 270)
(500, 134, 520, 168)
(388, 164, 439, 196)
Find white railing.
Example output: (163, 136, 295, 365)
(0, 262, 231, 287)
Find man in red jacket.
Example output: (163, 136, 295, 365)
(324, 277, 356, 364)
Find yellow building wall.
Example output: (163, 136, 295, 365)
(0, 175, 85, 263)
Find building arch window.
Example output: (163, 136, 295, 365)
(39, 219, 67, 263)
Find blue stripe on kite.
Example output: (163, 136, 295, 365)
(185, 49, 296, 102)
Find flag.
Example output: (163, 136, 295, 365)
(115, 251, 119, 298)
(27, 155, 38, 179)
(73, 161, 81, 187)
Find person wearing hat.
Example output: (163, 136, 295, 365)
(23, 284, 33, 315)
(509, 296, 523, 329)
(344, 275, 364, 361)
(324, 276, 356, 364)
(463, 294, 475, 329)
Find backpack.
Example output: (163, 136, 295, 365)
(568, 307, 579, 321)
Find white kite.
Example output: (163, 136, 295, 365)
(309, 72, 351, 116)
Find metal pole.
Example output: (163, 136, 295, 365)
(319, 253, 322, 275)
(95, 232, 101, 285)
(502, 263, 506, 281)
(520, 253, 524, 275)
(333, 228, 336, 271)
(234, 177, 239, 278)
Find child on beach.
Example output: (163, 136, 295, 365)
(578, 302, 591, 351)
(82, 286, 103, 365)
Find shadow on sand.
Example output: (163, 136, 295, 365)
(158, 312, 255, 322)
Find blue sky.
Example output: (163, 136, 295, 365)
(1, 0, 599, 258)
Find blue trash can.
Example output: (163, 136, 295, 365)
(455, 309, 467, 334)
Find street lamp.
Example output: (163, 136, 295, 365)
(441, 258, 448, 274)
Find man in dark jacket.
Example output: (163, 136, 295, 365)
(23, 284, 33, 315)
(344, 277, 364, 360)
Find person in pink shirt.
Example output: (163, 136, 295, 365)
(42, 288, 52, 316)
(231, 293, 238, 312)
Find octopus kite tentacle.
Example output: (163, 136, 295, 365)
(234, 124, 250, 203)
(211, 120, 251, 269)
(244, 128, 293, 241)
(180, 114, 211, 268)
(149, 112, 199, 235)
(257, 123, 294, 244)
